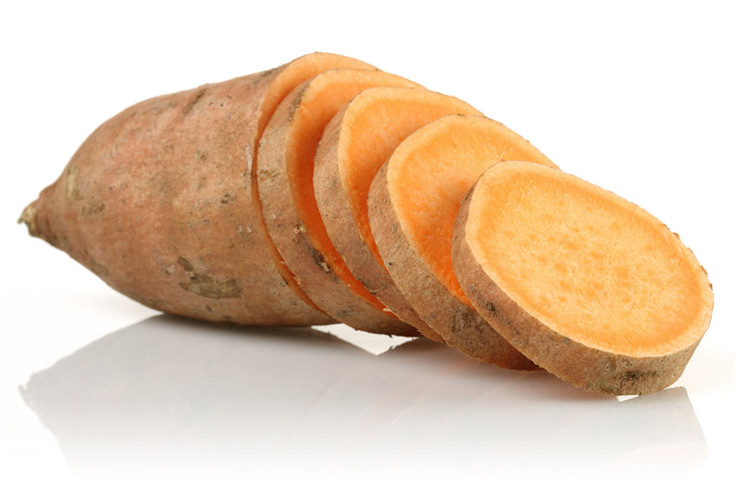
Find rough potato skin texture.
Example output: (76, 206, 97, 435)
(368, 164, 536, 369)
(451, 184, 701, 395)
(257, 76, 418, 336)
(313, 108, 443, 341)
(21, 64, 335, 327)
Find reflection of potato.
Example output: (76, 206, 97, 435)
(21, 316, 369, 472)
(22, 316, 706, 476)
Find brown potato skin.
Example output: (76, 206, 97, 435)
(21, 61, 339, 327)
(452, 181, 702, 395)
(257, 75, 418, 336)
(314, 107, 443, 342)
(368, 164, 536, 369)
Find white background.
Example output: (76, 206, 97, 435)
(1, 1, 733, 488)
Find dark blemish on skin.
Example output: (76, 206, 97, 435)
(468, 285, 514, 328)
(183, 88, 208, 116)
(149, 99, 178, 115)
(256, 68, 276, 81)
(259, 168, 280, 182)
(220, 192, 235, 205)
(485, 300, 513, 327)
(358, 277, 379, 294)
(292, 230, 336, 280)
(142, 297, 165, 311)
(88, 258, 109, 277)
(287, 88, 307, 123)
(619, 370, 656, 383)
(449, 306, 484, 337)
(56, 234, 72, 253)
(312, 250, 332, 275)
(82, 200, 106, 216)
(177, 257, 242, 299)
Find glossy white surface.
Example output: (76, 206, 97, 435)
(15, 315, 712, 479)
(2, 1, 734, 488)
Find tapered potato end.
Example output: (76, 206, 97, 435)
(452, 161, 714, 395)
(19, 202, 39, 237)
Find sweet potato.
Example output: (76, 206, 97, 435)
(368, 115, 556, 369)
(452, 161, 714, 394)
(257, 69, 422, 336)
(313, 87, 481, 341)
(20, 51, 712, 395)
(19, 53, 378, 326)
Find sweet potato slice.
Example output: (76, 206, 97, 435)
(20, 53, 376, 326)
(452, 161, 714, 394)
(368, 115, 556, 368)
(314, 87, 482, 342)
(257, 69, 422, 336)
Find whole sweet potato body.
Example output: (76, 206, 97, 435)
(21, 54, 376, 326)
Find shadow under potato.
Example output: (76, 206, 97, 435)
(21, 315, 707, 476)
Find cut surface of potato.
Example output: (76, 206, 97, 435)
(314, 87, 482, 340)
(368, 115, 555, 367)
(452, 161, 714, 394)
(257, 68, 422, 335)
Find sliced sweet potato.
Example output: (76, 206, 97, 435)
(314, 87, 482, 342)
(452, 161, 714, 394)
(257, 69, 423, 336)
(368, 115, 556, 368)
(20, 53, 376, 326)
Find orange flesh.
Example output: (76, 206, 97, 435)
(338, 88, 481, 265)
(389, 115, 556, 303)
(466, 162, 713, 357)
(250, 54, 374, 312)
(258, 55, 375, 136)
(287, 70, 421, 309)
